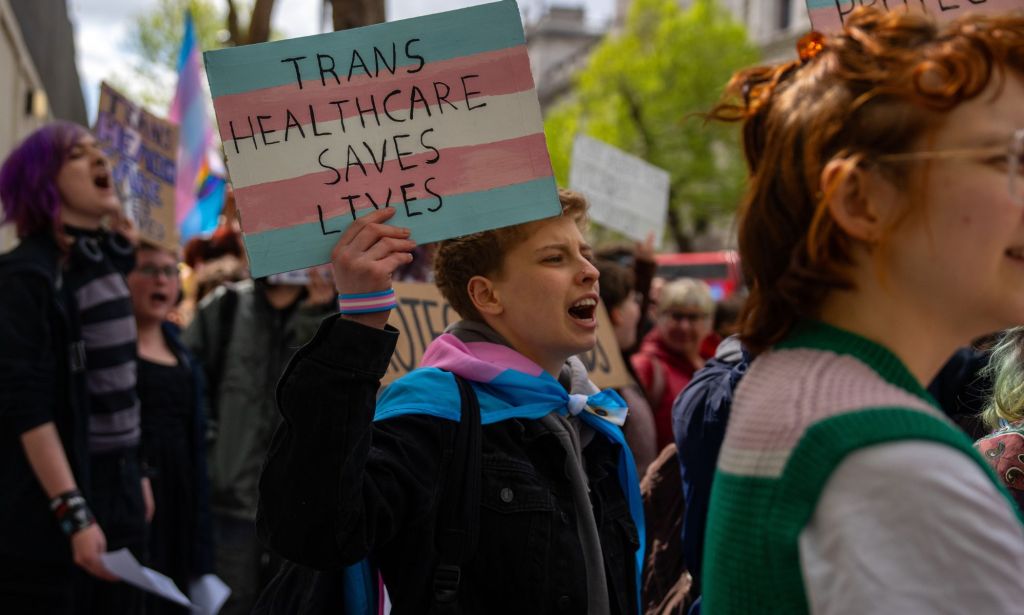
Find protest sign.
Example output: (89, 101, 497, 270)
(807, 0, 1024, 34)
(94, 82, 180, 250)
(383, 282, 632, 390)
(569, 135, 669, 247)
(204, 0, 560, 278)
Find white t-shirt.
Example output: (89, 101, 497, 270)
(799, 441, 1024, 614)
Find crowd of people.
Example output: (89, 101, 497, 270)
(2, 6, 1024, 615)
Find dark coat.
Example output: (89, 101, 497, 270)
(160, 321, 216, 575)
(257, 314, 640, 615)
(0, 233, 90, 564)
(670, 338, 748, 596)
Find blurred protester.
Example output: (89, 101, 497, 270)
(596, 258, 658, 475)
(184, 269, 335, 615)
(975, 327, 1024, 513)
(0, 121, 146, 613)
(126, 243, 214, 614)
(697, 293, 743, 360)
(928, 338, 998, 440)
(597, 233, 658, 350)
(631, 279, 713, 450)
(701, 9, 1024, 612)
(670, 334, 749, 606)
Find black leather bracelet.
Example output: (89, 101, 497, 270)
(49, 489, 95, 537)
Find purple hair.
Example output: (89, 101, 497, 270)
(0, 121, 89, 238)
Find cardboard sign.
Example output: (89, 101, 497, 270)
(807, 0, 1024, 34)
(383, 282, 632, 390)
(569, 135, 669, 247)
(204, 0, 560, 278)
(94, 82, 180, 250)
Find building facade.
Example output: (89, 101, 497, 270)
(0, 0, 86, 250)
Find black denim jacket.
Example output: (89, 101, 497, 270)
(257, 314, 639, 614)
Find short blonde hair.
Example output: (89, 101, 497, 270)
(982, 327, 1024, 430)
(658, 278, 714, 315)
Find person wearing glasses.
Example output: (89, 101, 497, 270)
(0, 122, 146, 613)
(699, 8, 1024, 614)
(631, 278, 714, 451)
(126, 244, 214, 614)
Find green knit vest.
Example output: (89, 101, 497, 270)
(700, 322, 1020, 614)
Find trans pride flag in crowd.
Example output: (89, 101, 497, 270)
(171, 10, 226, 242)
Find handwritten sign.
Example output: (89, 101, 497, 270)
(807, 0, 1024, 34)
(384, 282, 632, 389)
(569, 135, 669, 247)
(94, 82, 180, 250)
(204, 0, 560, 278)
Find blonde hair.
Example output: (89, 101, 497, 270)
(658, 278, 714, 315)
(982, 327, 1024, 430)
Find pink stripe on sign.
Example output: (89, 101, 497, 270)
(234, 133, 552, 233)
(214, 46, 534, 142)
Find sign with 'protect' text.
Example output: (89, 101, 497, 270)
(569, 135, 669, 247)
(807, 0, 1024, 34)
(204, 0, 560, 278)
(94, 82, 180, 250)
(384, 282, 631, 390)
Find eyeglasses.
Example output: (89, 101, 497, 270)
(664, 311, 711, 323)
(875, 129, 1024, 205)
(135, 264, 179, 279)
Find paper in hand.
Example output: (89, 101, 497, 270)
(99, 548, 192, 607)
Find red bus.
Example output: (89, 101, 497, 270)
(654, 250, 743, 301)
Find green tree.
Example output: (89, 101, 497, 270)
(113, 0, 385, 110)
(545, 0, 758, 250)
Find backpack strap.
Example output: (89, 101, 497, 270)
(430, 374, 481, 615)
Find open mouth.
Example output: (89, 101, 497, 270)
(1007, 247, 1024, 263)
(568, 297, 597, 321)
(150, 292, 169, 304)
(93, 174, 111, 189)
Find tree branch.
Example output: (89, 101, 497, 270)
(225, 0, 240, 46)
(247, 0, 276, 44)
(331, 0, 385, 32)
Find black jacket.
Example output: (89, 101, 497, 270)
(257, 315, 640, 615)
(0, 233, 90, 564)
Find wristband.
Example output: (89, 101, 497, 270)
(49, 489, 95, 536)
(337, 288, 397, 314)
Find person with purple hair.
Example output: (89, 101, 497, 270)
(0, 121, 150, 613)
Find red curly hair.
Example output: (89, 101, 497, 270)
(709, 7, 1024, 354)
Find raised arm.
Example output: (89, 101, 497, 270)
(257, 208, 448, 568)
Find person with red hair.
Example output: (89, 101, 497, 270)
(701, 8, 1024, 613)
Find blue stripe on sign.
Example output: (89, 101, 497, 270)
(205, 0, 524, 98)
(805, 0, 847, 8)
(242, 176, 560, 278)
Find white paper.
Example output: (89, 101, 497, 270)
(189, 574, 231, 615)
(99, 548, 192, 607)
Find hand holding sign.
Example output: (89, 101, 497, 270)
(332, 207, 416, 329)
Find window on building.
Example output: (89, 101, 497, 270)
(776, 0, 792, 31)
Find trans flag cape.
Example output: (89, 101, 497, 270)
(340, 331, 644, 614)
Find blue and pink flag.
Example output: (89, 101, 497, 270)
(170, 10, 221, 242)
(203, 0, 560, 278)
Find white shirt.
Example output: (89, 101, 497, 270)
(799, 441, 1024, 614)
